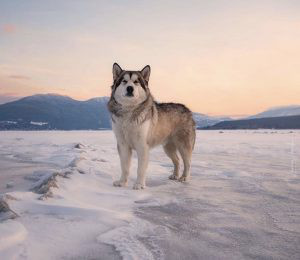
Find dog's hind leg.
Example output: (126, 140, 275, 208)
(163, 141, 180, 180)
(113, 144, 132, 187)
(178, 146, 192, 182)
(175, 130, 194, 182)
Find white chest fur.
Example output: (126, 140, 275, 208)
(112, 115, 151, 149)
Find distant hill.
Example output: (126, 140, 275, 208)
(193, 113, 232, 128)
(202, 115, 300, 130)
(1, 94, 299, 130)
(248, 105, 300, 119)
(0, 94, 111, 130)
(0, 94, 231, 130)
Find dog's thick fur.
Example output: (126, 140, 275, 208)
(108, 63, 195, 189)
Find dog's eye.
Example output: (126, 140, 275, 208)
(122, 80, 127, 84)
(134, 80, 139, 84)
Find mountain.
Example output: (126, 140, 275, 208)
(248, 105, 300, 119)
(193, 113, 232, 128)
(200, 105, 300, 129)
(0, 94, 231, 130)
(202, 115, 300, 130)
(2, 94, 297, 130)
(0, 94, 111, 130)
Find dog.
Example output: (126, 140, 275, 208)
(107, 63, 195, 189)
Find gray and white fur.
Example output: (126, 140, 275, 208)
(108, 63, 196, 189)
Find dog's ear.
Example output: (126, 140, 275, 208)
(113, 63, 123, 81)
(140, 65, 151, 82)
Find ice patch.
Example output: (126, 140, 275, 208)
(98, 218, 161, 260)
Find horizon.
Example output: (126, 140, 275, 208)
(1, 1, 300, 116)
(1, 92, 299, 119)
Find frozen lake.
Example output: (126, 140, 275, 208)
(0, 130, 299, 259)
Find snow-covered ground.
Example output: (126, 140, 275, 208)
(0, 130, 299, 260)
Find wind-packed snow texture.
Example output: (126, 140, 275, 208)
(0, 130, 299, 260)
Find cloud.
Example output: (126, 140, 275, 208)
(2, 24, 17, 34)
(8, 75, 31, 80)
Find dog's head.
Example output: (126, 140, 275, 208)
(111, 63, 151, 107)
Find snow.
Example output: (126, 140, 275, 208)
(248, 105, 300, 118)
(30, 121, 48, 126)
(1, 121, 17, 125)
(193, 113, 232, 128)
(0, 130, 300, 259)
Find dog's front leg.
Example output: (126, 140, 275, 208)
(113, 143, 132, 187)
(133, 145, 149, 190)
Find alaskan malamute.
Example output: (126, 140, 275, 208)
(108, 63, 195, 189)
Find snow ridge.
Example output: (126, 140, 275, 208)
(0, 134, 160, 259)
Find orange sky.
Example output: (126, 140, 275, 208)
(0, 1, 299, 116)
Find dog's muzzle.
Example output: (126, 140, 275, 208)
(126, 86, 134, 97)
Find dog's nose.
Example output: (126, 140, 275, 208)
(126, 86, 134, 94)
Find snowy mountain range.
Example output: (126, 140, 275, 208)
(0, 94, 232, 130)
(193, 113, 232, 128)
(0, 94, 299, 130)
(202, 105, 300, 130)
(203, 115, 300, 130)
(248, 105, 300, 119)
(0, 94, 111, 130)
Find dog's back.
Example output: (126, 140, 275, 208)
(148, 102, 195, 147)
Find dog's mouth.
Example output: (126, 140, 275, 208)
(125, 93, 134, 97)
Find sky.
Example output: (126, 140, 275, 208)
(0, 0, 300, 117)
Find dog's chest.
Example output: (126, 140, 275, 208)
(112, 116, 150, 148)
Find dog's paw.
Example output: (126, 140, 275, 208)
(169, 174, 179, 180)
(132, 183, 145, 190)
(178, 176, 190, 182)
(113, 180, 127, 187)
